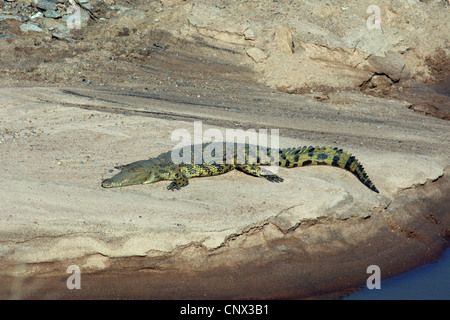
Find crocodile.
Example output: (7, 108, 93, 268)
(101, 142, 379, 193)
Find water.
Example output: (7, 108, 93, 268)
(346, 248, 450, 300)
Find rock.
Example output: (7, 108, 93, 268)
(246, 47, 267, 63)
(19, 22, 43, 33)
(42, 17, 74, 40)
(368, 51, 408, 83)
(370, 74, 393, 88)
(274, 25, 295, 54)
(32, 0, 58, 11)
(188, 5, 254, 45)
(81, 3, 93, 10)
(30, 11, 43, 20)
(0, 14, 22, 22)
(44, 10, 62, 19)
(244, 28, 256, 41)
(51, 31, 75, 42)
(61, 6, 91, 28)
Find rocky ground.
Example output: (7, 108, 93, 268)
(0, 0, 448, 299)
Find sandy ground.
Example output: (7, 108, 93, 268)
(0, 0, 449, 299)
(1, 84, 448, 298)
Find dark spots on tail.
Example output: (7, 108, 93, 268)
(344, 156, 355, 170)
(317, 153, 328, 160)
(302, 160, 312, 166)
(316, 161, 327, 165)
(331, 163, 340, 167)
(347, 165, 379, 193)
(364, 179, 379, 193)
(332, 155, 340, 167)
(350, 169, 362, 181)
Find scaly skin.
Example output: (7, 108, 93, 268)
(101, 143, 379, 193)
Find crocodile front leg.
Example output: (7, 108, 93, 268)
(167, 172, 189, 191)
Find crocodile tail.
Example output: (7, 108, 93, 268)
(279, 146, 379, 193)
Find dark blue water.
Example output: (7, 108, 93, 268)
(346, 248, 450, 300)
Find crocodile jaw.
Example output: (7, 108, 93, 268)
(101, 178, 121, 188)
(101, 169, 160, 188)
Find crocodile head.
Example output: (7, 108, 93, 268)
(101, 162, 162, 188)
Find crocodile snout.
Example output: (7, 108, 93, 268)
(101, 179, 113, 188)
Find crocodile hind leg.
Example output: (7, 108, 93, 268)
(167, 172, 189, 191)
(235, 164, 284, 183)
